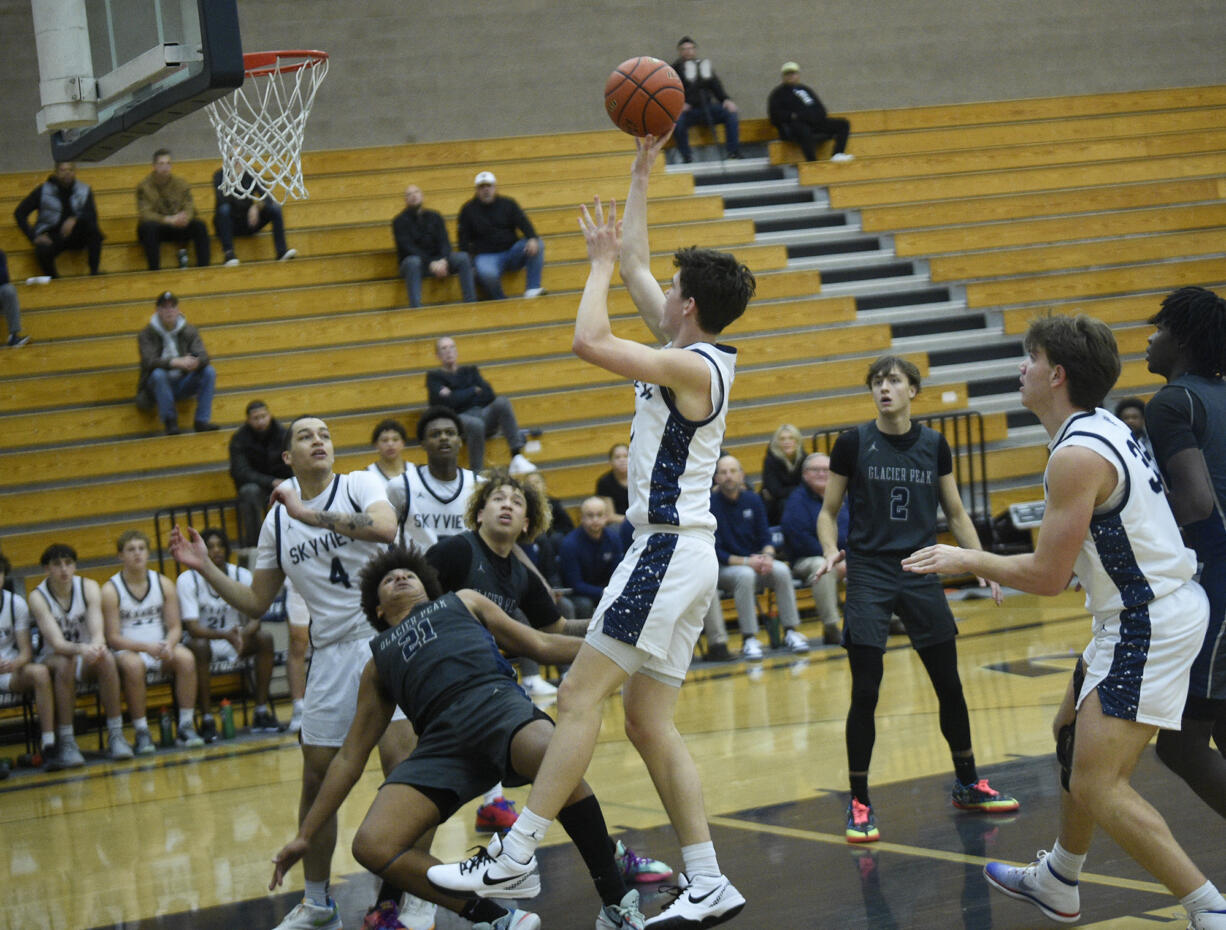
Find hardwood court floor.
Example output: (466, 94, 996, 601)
(1, 589, 1221, 929)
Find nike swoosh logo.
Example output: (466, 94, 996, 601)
(482, 871, 530, 887)
(688, 885, 722, 904)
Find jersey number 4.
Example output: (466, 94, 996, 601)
(329, 557, 352, 588)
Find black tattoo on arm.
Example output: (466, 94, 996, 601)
(313, 511, 374, 535)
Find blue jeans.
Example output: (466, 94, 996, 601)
(473, 238, 544, 300)
(148, 364, 215, 424)
(214, 201, 289, 257)
(400, 252, 476, 307)
(673, 104, 741, 159)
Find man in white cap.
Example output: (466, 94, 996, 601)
(456, 171, 545, 300)
(767, 61, 853, 163)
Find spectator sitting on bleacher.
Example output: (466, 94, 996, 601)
(136, 148, 209, 269)
(229, 399, 293, 548)
(760, 423, 805, 524)
(457, 171, 545, 300)
(386, 406, 478, 552)
(101, 529, 203, 753)
(767, 61, 854, 163)
(0, 552, 60, 769)
(367, 418, 408, 482)
(212, 164, 297, 266)
(781, 452, 849, 645)
(522, 468, 574, 545)
(0, 250, 30, 347)
(394, 184, 476, 308)
(559, 497, 624, 619)
(137, 291, 218, 435)
(426, 336, 536, 473)
(671, 36, 741, 163)
(705, 454, 809, 660)
(14, 161, 104, 277)
(179, 527, 281, 743)
(595, 442, 630, 524)
(28, 543, 133, 763)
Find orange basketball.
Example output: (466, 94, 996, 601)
(604, 57, 685, 137)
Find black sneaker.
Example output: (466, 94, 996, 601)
(199, 716, 218, 743)
(6, 333, 30, 348)
(252, 708, 286, 733)
(705, 641, 733, 662)
(193, 420, 220, 432)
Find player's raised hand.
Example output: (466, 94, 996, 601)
(169, 525, 208, 570)
(270, 837, 309, 890)
(632, 130, 673, 177)
(579, 197, 620, 266)
(269, 482, 306, 521)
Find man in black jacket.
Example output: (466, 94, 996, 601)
(392, 184, 475, 308)
(211, 166, 296, 266)
(229, 400, 293, 547)
(136, 291, 217, 435)
(456, 172, 545, 300)
(14, 162, 104, 277)
(671, 36, 741, 163)
(767, 61, 853, 163)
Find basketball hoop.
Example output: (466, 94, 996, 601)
(206, 50, 329, 204)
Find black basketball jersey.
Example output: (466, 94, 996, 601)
(426, 531, 560, 629)
(832, 421, 950, 554)
(369, 592, 516, 733)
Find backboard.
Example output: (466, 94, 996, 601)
(33, 0, 243, 162)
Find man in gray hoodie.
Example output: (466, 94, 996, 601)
(136, 291, 218, 435)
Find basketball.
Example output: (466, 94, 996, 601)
(604, 57, 685, 137)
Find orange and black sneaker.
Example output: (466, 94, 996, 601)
(952, 778, 1020, 812)
(845, 798, 879, 843)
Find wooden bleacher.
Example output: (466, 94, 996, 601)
(4, 84, 1226, 595)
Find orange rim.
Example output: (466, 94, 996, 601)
(242, 50, 329, 78)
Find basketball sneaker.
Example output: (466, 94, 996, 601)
(644, 872, 745, 929)
(108, 731, 134, 760)
(475, 796, 519, 832)
(56, 737, 86, 768)
(741, 636, 763, 661)
(952, 778, 1020, 812)
(783, 629, 811, 654)
(983, 850, 1080, 923)
(253, 708, 287, 733)
(133, 728, 157, 755)
(199, 716, 219, 744)
(474, 910, 540, 930)
(615, 840, 673, 884)
(426, 834, 540, 899)
(597, 888, 646, 930)
(398, 895, 436, 930)
(1190, 910, 1226, 929)
(273, 897, 342, 930)
(845, 799, 879, 844)
(176, 724, 205, 748)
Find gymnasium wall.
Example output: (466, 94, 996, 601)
(1, 0, 1224, 173)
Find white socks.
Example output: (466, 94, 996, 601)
(501, 808, 552, 863)
(1046, 840, 1086, 882)
(681, 841, 721, 881)
(1183, 881, 1226, 917)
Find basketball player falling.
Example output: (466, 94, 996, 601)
(429, 132, 754, 929)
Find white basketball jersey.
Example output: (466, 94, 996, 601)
(33, 576, 88, 649)
(108, 570, 167, 643)
(366, 462, 403, 482)
(255, 470, 390, 648)
(388, 464, 477, 550)
(1046, 409, 1197, 620)
(177, 563, 252, 633)
(0, 590, 30, 662)
(625, 341, 737, 537)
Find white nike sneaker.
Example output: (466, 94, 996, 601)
(426, 833, 540, 899)
(983, 850, 1080, 923)
(271, 897, 342, 930)
(645, 873, 745, 929)
(597, 888, 646, 929)
(474, 910, 540, 930)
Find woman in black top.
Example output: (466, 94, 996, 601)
(595, 442, 630, 524)
(760, 424, 804, 523)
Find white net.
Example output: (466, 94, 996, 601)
(206, 50, 329, 205)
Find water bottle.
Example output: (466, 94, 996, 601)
(220, 699, 236, 739)
(765, 606, 782, 649)
(159, 707, 175, 748)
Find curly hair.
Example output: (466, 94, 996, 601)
(357, 545, 444, 632)
(675, 247, 756, 334)
(1148, 286, 1226, 378)
(1024, 313, 1120, 411)
(464, 468, 552, 542)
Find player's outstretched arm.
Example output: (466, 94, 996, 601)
(902, 445, 1108, 594)
(270, 484, 397, 544)
(619, 132, 672, 341)
(459, 589, 583, 665)
(170, 525, 284, 618)
(270, 660, 393, 890)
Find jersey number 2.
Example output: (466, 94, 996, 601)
(329, 557, 352, 588)
(890, 486, 910, 521)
